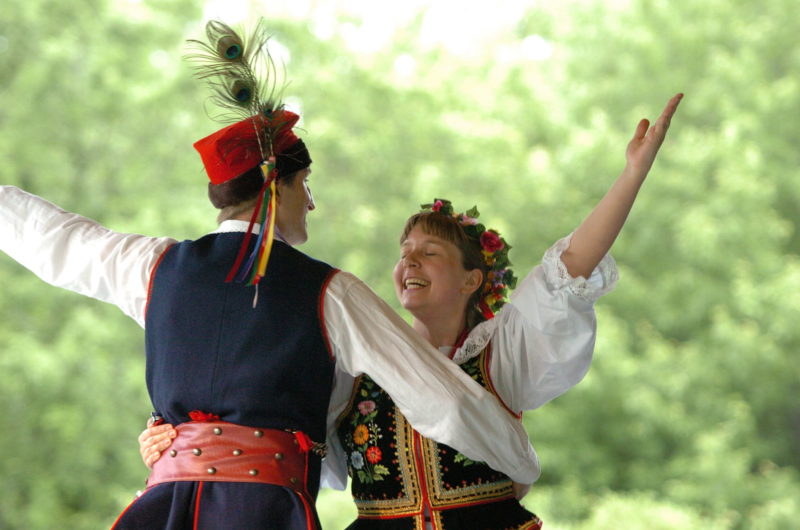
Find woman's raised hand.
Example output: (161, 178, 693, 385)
(625, 93, 683, 178)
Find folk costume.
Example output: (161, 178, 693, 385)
(334, 201, 618, 529)
(0, 22, 539, 530)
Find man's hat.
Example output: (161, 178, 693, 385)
(193, 110, 309, 185)
(186, 20, 311, 290)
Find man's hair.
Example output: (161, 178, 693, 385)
(209, 166, 299, 223)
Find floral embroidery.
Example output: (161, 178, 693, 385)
(343, 377, 391, 483)
(353, 424, 370, 445)
(351, 451, 365, 470)
(366, 446, 382, 464)
(357, 400, 376, 415)
(337, 351, 523, 520)
(453, 452, 477, 466)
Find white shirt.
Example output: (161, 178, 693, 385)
(0, 185, 585, 488)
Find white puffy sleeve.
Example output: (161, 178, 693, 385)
(454, 233, 618, 413)
(320, 271, 540, 486)
(0, 186, 176, 327)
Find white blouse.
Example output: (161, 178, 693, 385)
(0, 185, 552, 489)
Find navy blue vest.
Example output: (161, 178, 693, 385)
(145, 234, 336, 443)
(115, 235, 338, 529)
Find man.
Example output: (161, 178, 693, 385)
(0, 40, 538, 530)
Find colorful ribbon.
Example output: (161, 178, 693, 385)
(225, 158, 278, 287)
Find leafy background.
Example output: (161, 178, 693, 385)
(1, 0, 798, 528)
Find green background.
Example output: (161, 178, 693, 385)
(1, 0, 798, 528)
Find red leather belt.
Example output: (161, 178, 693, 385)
(147, 421, 311, 491)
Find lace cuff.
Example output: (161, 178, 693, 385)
(541, 232, 619, 303)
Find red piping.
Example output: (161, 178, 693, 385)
(143, 243, 175, 320)
(192, 482, 204, 530)
(483, 343, 522, 419)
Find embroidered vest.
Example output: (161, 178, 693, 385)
(336, 344, 541, 530)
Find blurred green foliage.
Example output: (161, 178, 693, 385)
(1, 0, 798, 528)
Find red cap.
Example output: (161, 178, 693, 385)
(193, 110, 301, 185)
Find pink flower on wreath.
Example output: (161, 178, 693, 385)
(366, 446, 383, 464)
(458, 213, 478, 226)
(480, 230, 504, 253)
(357, 400, 376, 415)
(431, 199, 444, 212)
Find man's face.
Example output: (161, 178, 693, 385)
(275, 168, 314, 245)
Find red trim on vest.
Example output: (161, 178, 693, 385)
(192, 482, 205, 530)
(144, 243, 175, 321)
(483, 343, 522, 419)
(317, 269, 341, 362)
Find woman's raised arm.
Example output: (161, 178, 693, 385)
(561, 93, 683, 278)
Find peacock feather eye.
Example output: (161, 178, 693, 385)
(231, 79, 252, 103)
(235, 88, 251, 103)
(217, 36, 243, 60)
(225, 44, 242, 59)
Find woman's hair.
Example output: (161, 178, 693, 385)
(400, 211, 489, 329)
(210, 166, 299, 223)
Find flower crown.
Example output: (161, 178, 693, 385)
(420, 199, 517, 319)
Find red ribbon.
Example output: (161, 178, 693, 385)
(478, 300, 495, 320)
(188, 410, 221, 422)
(293, 431, 314, 453)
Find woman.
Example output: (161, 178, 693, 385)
(140, 93, 683, 528)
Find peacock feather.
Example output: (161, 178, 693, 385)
(185, 19, 287, 160)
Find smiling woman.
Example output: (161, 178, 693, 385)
(394, 209, 494, 332)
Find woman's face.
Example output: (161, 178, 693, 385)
(393, 225, 481, 320)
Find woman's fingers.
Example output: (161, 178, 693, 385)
(138, 424, 176, 468)
(653, 93, 683, 133)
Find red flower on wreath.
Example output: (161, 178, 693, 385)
(431, 199, 444, 212)
(366, 446, 383, 464)
(480, 230, 504, 253)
